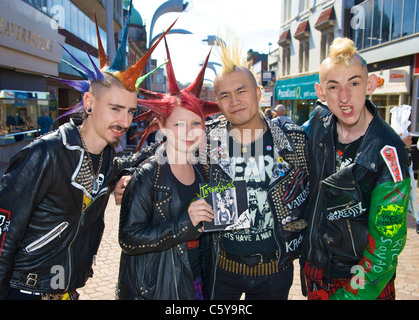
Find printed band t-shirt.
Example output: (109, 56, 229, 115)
(222, 129, 278, 257)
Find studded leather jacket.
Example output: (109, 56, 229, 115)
(0, 119, 115, 299)
(202, 116, 309, 299)
(117, 150, 205, 300)
(301, 100, 411, 300)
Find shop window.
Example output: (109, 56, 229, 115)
(283, 0, 292, 23)
(363, 0, 374, 48)
(282, 46, 291, 76)
(416, 0, 419, 32)
(299, 39, 309, 73)
(320, 30, 334, 63)
(351, 0, 419, 50)
(403, 0, 416, 36)
(0, 91, 56, 143)
(391, 0, 403, 40)
(381, 0, 392, 44)
(371, 0, 384, 46)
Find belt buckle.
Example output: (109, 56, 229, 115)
(26, 273, 38, 287)
(251, 253, 264, 265)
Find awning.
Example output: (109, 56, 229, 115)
(315, 6, 336, 31)
(294, 20, 310, 40)
(278, 29, 291, 46)
(275, 74, 319, 100)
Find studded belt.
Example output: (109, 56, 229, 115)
(217, 248, 287, 277)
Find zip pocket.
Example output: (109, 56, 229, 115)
(25, 221, 69, 253)
(346, 220, 357, 256)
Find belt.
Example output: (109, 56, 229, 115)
(217, 248, 287, 277)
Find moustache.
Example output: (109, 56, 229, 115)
(109, 125, 128, 133)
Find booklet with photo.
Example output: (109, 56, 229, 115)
(199, 180, 249, 232)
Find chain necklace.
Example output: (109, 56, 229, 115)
(78, 126, 104, 191)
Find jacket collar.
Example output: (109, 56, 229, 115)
(59, 118, 84, 151)
(59, 118, 115, 199)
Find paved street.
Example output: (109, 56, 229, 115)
(78, 192, 419, 300)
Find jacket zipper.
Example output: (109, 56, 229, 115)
(346, 220, 357, 256)
(65, 191, 107, 291)
(25, 222, 69, 253)
(307, 157, 326, 260)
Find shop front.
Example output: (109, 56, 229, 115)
(274, 73, 319, 125)
(368, 66, 411, 124)
(0, 0, 63, 162)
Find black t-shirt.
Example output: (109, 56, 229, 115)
(333, 127, 364, 171)
(171, 165, 202, 279)
(222, 129, 278, 257)
(89, 150, 110, 197)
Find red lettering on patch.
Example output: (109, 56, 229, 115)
(0, 208, 11, 256)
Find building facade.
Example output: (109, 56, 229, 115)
(274, 0, 419, 129)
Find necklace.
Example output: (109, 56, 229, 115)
(78, 126, 104, 191)
(228, 119, 267, 153)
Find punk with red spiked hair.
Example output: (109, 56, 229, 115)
(118, 39, 219, 300)
(133, 38, 220, 150)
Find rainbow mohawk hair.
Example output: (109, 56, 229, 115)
(133, 38, 220, 150)
(54, 0, 175, 118)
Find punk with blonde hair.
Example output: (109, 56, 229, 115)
(328, 37, 367, 66)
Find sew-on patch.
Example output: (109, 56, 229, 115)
(375, 204, 404, 237)
(380, 145, 403, 183)
(0, 208, 11, 255)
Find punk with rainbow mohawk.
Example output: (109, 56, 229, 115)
(54, 0, 175, 118)
(133, 38, 220, 150)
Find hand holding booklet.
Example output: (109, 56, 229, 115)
(199, 180, 250, 232)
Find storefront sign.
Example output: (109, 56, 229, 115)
(275, 74, 319, 100)
(370, 66, 410, 94)
(0, 1, 63, 75)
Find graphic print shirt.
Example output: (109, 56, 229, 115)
(222, 129, 278, 256)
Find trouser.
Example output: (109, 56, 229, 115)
(213, 264, 293, 300)
(303, 261, 396, 300)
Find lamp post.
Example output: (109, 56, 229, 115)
(149, 29, 192, 47)
(146, 0, 190, 90)
(202, 35, 225, 47)
(104, 0, 116, 61)
(199, 61, 221, 76)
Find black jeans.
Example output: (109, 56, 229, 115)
(213, 263, 294, 300)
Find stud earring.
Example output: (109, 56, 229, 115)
(87, 108, 92, 113)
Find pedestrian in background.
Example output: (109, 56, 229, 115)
(37, 109, 53, 136)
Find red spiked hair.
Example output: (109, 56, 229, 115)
(134, 38, 219, 150)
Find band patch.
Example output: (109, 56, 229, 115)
(380, 146, 403, 183)
(0, 208, 11, 255)
(375, 204, 404, 237)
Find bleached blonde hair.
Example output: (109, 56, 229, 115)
(328, 37, 366, 66)
(215, 29, 247, 74)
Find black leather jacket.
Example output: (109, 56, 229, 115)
(0, 119, 115, 299)
(117, 150, 204, 300)
(301, 100, 410, 280)
(202, 116, 309, 299)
